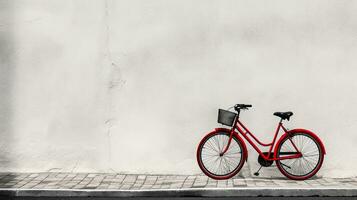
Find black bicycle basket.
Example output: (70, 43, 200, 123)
(217, 109, 237, 126)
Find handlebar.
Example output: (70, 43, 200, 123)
(234, 104, 252, 111)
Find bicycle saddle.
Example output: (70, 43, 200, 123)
(274, 112, 293, 121)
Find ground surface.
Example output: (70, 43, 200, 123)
(0, 172, 356, 198)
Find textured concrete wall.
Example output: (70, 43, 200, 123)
(1, 0, 357, 177)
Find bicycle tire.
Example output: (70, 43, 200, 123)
(197, 131, 246, 180)
(275, 131, 324, 180)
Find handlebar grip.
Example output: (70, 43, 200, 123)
(235, 104, 252, 109)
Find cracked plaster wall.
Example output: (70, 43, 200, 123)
(0, 0, 357, 178)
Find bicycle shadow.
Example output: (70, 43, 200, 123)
(237, 164, 324, 180)
(249, 175, 323, 180)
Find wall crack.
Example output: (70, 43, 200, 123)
(103, 0, 125, 172)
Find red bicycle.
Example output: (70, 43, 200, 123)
(197, 104, 325, 180)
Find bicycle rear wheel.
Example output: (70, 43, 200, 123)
(197, 131, 245, 180)
(276, 132, 324, 180)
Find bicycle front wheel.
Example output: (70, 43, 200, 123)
(276, 132, 324, 180)
(197, 131, 245, 180)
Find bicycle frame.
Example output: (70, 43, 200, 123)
(222, 116, 302, 161)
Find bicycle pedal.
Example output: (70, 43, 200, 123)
(254, 172, 259, 176)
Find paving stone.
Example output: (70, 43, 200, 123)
(120, 184, 132, 190)
(217, 180, 227, 188)
(205, 178, 218, 188)
(72, 174, 87, 180)
(245, 179, 257, 187)
(87, 174, 97, 178)
(151, 184, 161, 189)
(97, 185, 109, 189)
(137, 175, 146, 180)
(131, 183, 143, 189)
(0, 172, 355, 193)
(186, 175, 196, 180)
(192, 176, 208, 187)
(141, 185, 153, 189)
(66, 173, 78, 178)
(227, 179, 234, 187)
(182, 179, 194, 188)
(108, 185, 120, 189)
(233, 178, 246, 187)
(144, 175, 157, 183)
(169, 183, 183, 189)
(122, 175, 137, 184)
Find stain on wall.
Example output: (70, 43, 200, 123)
(0, 0, 15, 171)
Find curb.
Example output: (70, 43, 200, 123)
(0, 188, 356, 197)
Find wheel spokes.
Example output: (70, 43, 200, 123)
(200, 133, 243, 176)
(279, 134, 321, 177)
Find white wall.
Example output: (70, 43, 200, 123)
(1, 0, 357, 177)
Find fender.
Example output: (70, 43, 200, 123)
(274, 128, 326, 158)
(214, 128, 249, 161)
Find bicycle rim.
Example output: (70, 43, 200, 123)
(198, 132, 244, 178)
(277, 133, 323, 179)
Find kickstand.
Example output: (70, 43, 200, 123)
(254, 166, 262, 176)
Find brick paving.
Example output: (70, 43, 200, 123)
(0, 172, 356, 190)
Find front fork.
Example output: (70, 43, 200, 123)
(220, 128, 235, 156)
(220, 114, 239, 156)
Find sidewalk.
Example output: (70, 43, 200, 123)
(0, 172, 356, 197)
